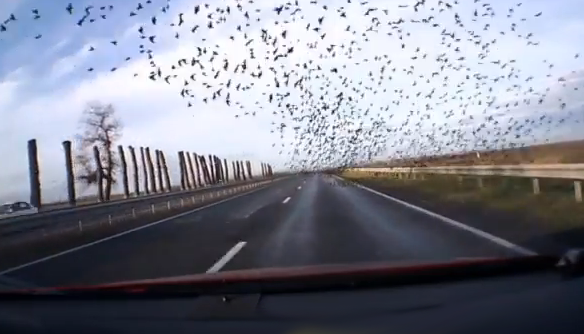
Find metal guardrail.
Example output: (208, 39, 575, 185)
(350, 164, 584, 202)
(0, 178, 284, 249)
(0, 176, 278, 225)
(352, 164, 584, 180)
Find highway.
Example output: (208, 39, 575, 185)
(0, 174, 524, 288)
(0, 177, 276, 238)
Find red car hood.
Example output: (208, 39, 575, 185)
(7, 255, 557, 294)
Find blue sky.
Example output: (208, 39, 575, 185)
(1, 0, 584, 203)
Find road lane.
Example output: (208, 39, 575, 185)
(222, 174, 520, 271)
(2, 176, 305, 288)
(1, 173, 522, 289)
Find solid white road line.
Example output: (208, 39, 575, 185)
(0, 184, 273, 277)
(282, 197, 291, 204)
(206, 241, 246, 273)
(332, 175, 536, 256)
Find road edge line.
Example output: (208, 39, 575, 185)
(0, 182, 280, 276)
(333, 175, 537, 256)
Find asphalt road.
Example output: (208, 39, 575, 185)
(0, 174, 522, 288)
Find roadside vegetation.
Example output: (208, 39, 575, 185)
(342, 170, 584, 232)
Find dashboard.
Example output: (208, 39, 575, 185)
(0, 269, 583, 334)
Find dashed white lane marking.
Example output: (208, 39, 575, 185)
(297, 186, 302, 190)
(331, 175, 536, 256)
(282, 197, 291, 204)
(206, 241, 247, 273)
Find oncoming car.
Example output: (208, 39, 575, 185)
(0, 201, 38, 219)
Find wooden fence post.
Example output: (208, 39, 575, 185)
(145, 147, 157, 193)
(118, 145, 130, 199)
(186, 152, 196, 188)
(178, 151, 186, 190)
(128, 146, 140, 196)
(140, 147, 149, 195)
(160, 151, 172, 192)
(62, 140, 76, 206)
(193, 153, 203, 187)
(155, 150, 164, 192)
(27, 139, 42, 208)
(93, 146, 104, 202)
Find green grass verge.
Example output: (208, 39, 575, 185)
(341, 170, 584, 232)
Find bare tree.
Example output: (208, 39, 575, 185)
(75, 102, 123, 201)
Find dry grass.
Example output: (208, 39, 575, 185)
(375, 139, 584, 167)
(342, 170, 584, 231)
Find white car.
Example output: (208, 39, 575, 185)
(0, 201, 38, 219)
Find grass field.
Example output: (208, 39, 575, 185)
(373, 139, 584, 167)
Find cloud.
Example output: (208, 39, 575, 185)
(1, 0, 584, 202)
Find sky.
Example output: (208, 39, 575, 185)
(1, 0, 584, 203)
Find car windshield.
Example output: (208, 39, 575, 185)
(0, 0, 582, 292)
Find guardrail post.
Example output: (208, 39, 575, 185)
(132, 208, 136, 218)
(167, 201, 171, 210)
(532, 178, 540, 195)
(151, 204, 155, 214)
(62, 140, 77, 206)
(477, 177, 484, 189)
(28, 139, 42, 208)
(457, 175, 463, 185)
(574, 181, 582, 202)
(78, 220, 83, 231)
(108, 214, 112, 225)
(180, 198, 184, 207)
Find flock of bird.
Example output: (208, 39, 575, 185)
(1, 0, 582, 170)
